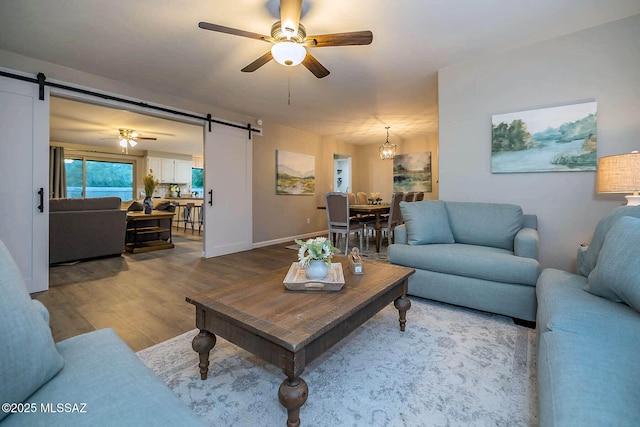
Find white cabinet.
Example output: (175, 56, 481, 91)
(160, 158, 174, 182)
(147, 156, 162, 178)
(174, 160, 192, 183)
(147, 156, 192, 183)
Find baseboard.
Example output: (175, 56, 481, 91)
(252, 230, 328, 249)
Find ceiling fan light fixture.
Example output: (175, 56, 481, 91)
(271, 41, 306, 66)
(128, 139, 137, 147)
(119, 138, 128, 148)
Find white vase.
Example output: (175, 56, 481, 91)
(305, 259, 329, 280)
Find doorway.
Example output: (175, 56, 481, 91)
(49, 95, 206, 247)
(333, 154, 352, 193)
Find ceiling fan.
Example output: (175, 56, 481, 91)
(118, 129, 156, 153)
(198, 0, 373, 78)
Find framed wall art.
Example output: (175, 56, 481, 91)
(276, 150, 315, 195)
(491, 101, 597, 173)
(393, 152, 432, 192)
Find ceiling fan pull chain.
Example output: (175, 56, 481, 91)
(288, 68, 292, 106)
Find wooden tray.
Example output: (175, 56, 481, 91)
(283, 262, 345, 291)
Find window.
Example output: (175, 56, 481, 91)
(65, 157, 134, 199)
(192, 168, 203, 197)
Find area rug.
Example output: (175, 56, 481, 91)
(137, 298, 537, 426)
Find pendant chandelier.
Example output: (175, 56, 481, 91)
(379, 126, 396, 160)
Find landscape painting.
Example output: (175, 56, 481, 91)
(491, 101, 597, 173)
(393, 152, 432, 192)
(276, 150, 315, 195)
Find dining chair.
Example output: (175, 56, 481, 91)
(354, 191, 376, 243)
(415, 191, 425, 201)
(403, 192, 416, 202)
(355, 192, 368, 205)
(346, 192, 356, 205)
(325, 192, 363, 254)
(380, 192, 404, 244)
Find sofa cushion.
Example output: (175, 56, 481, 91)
(400, 200, 454, 245)
(444, 202, 523, 251)
(50, 197, 122, 211)
(577, 205, 640, 276)
(585, 216, 640, 312)
(536, 268, 640, 340)
(388, 243, 540, 286)
(0, 240, 64, 421)
(1, 328, 204, 427)
(538, 330, 640, 427)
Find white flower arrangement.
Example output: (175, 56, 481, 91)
(295, 237, 340, 267)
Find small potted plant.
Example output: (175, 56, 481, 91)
(295, 237, 340, 280)
(143, 169, 159, 214)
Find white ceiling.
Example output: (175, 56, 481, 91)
(1, 0, 639, 150)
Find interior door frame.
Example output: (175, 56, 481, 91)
(48, 85, 252, 259)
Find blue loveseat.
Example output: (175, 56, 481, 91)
(388, 201, 540, 322)
(536, 206, 640, 426)
(0, 240, 203, 427)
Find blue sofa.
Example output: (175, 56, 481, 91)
(388, 201, 540, 322)
(536, 206, 640, 426)
(0, 240, 204, 427)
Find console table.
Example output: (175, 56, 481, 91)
(125, 211, 175, 253)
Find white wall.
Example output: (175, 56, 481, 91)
(438, 14, 640, 271)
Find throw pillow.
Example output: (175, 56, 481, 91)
(585, 216, 640, 312)
(400, 200, 454, 245)
(154, 200, 171, 211)
(0, 240, 64, 420)
(577, 205, 640, 277)
(127, 201, 144, 212)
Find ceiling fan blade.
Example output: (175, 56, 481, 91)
(304, 31, 373, 47)
(134, 137, 157, 140)
(302, 53, 330, 79)
(279, 0, 302, 36)
(198, 22, 272, 43)
(241, 51, 274, 72)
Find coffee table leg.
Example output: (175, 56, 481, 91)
(191, 329, 216, 380)
(394, 296, 411, 332)
(278, 376, 308, 427)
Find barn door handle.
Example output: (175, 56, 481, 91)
(208, 189, 213, 206)
(37, 188, 44, 212)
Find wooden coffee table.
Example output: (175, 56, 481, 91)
(186, 258, 414, 427)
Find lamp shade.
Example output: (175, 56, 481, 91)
(271, 41, 306, 66)
(597, 151, 640, 205)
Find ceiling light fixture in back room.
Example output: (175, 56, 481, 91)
(380, 126, 396, 160)
(118, 129, 156, 154)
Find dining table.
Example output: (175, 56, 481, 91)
(349, 204, 391, 253)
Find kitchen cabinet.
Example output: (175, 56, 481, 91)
(147, 156, 162, 178)
(174, 159, 192, 183)
(147, 156, 192, 183)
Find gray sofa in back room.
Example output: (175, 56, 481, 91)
(388, 200, 540, 323)
(49, 197, 127, 265)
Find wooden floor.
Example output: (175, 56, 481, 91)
(38, 228, 296, 352)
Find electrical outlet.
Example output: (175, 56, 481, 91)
(306, 218, 310, 224)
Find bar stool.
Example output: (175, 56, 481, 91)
(194, 205, 204, 234)
(173, 203, 186, 230)
(184, 203, 195, 231)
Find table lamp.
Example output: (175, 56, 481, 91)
(596, 151, 640, 205)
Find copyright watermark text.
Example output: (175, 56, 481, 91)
(2, 402, 87, 414)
